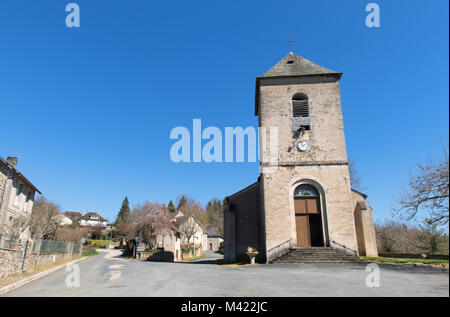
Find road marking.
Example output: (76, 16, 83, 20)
(109, 264, 124, 269)
(109, 271, 122, 281)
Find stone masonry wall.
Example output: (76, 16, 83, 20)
(259, 77, 348, 164)
(0, 243, 80, 278)
(262, 164, 359, 261)
(352, 191, 378, 257)
(259, 76, 359, 262)
(224, 182, 263, 263)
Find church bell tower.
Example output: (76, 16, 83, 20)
(256, 52, 359, 260)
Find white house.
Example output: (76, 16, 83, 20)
(79, 212, 107, 227)
(171, 212, 207, 257)
(53, 213, 73, 226)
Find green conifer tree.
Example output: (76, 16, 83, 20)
(116, 196, 131, 224)
(168, 200, 176, 213)
(177, 195, 187, 211)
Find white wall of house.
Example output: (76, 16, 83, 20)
(54, 214, 73, 226)
(6, 179, 35, 217)
(179, 217, 207, 256)
(155, 229, 182, 261)
(80, 219, 107, 227)
(202, 234, 208, 251)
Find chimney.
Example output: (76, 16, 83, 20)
(6, 157, 18, 169)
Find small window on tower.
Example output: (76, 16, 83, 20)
(292, 93, 310, 131)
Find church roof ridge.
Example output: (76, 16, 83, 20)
(259, 52, 339, 78)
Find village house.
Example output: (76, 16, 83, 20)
(205, 227, 223, 252)
(62, 211, 108, 227)
(80, 212, 108, 227)
(224, 52, 378, 263)
(0, 156, 41, 240)
(53, 213, 73, 226)
(145, 211, 208, 262)
(171, 212, 207, 257)
(63, 211, 82, 225)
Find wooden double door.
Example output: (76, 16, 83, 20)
(295, 197, 324, 247)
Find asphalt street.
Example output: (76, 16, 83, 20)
(2, 249, 448, 297)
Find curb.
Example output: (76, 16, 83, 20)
(0, 256, 91, 296)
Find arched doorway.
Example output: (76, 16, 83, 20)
(294, 184, 324, 247)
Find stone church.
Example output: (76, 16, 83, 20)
(224, 52, 378, 263)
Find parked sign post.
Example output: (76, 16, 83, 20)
(133, 237, 141, 258)
(80, 237, 86, 256)
(21, 240, 29, 272)
(136, 243, 145, 252)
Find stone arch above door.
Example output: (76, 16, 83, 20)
(289, 179, 330, 247)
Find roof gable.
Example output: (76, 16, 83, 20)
(172, 213, 205, 231)
(0, 156, 41, 194)
(260, 52, 338, 78)
(254, 52, 342, 115)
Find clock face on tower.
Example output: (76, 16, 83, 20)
(297, 140, 309, 152)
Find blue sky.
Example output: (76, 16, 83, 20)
(0, 0, 448, 224)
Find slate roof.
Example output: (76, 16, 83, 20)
(205, 227, 222, 238)
(260, 52, 339, 78)
(351, 188, 368, 199)
(171, 212, 205, 230)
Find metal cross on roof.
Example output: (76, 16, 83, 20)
(285, 34, 295, 52)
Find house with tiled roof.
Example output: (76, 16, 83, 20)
(205, 227, 223, 252)
(80, 212, 107, 227)
(171, 211, 207, 253)
(0, 156, 41, 240)
(63, 211, 82, 225)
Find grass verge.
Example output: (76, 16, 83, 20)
(362, 256, 449, 267)
(82, 251, 100, 257)
(182, 254, 207, 262)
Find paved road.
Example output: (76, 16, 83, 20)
(2, 249, 448, 297)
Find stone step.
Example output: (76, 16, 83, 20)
(274, 260, 359, 263)
(286, 254, 354, 259)
(270, 247, 361, 264)
(279, 258, 359, 262)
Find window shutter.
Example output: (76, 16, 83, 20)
(292, 100, 309, 118)
(292, 99, 310, 131)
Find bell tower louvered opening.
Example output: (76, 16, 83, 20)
(292, 93, 310, 131)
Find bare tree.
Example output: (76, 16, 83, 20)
(393, 147, 449, 226)
(178, 199, 208, 227)
(206, 198, 225, 236)
(130, 201, 161, 222)
(176, 194, 196, 211)
(179, 217, 200, 257)
(375, 220, 423, 254)
(375, 220, 448, 255)
(55, 226, 89, 243)
(127, 202, 171, 249)
(348, 160, 364, 191)
(0, 196, 59, 241)
(29, 196, 59, 239)
(0, 215, 30, 241)
(180, 217, 198, 244)
(177, 200, 206, 257)
(135, 214, 161, 249)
